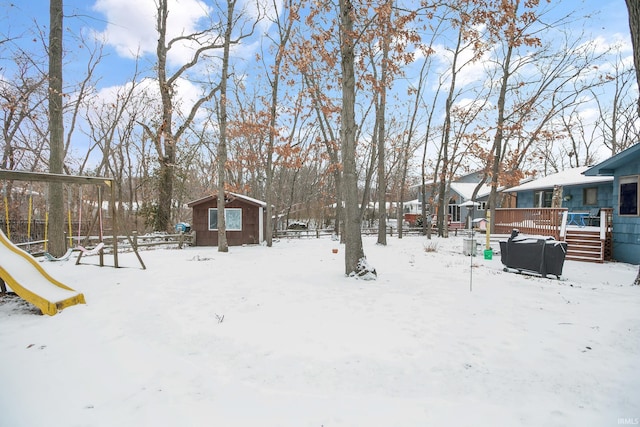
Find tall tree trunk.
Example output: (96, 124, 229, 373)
(155, 0, 175, 233)
(420, 142, 431, 238)
(217, 0, 236, 253)
(626, 0, 640, 116)
(157, 157, 174, 231)
(265, 0, 295, 247)
(339, 0, 371, 277)
(436, 30, 464, 238)
(48, 0, 65, 256)
(488, 42, 514, 233)
(376, 31, 389, 245)
(420, 85, 441, 239)
(265, 97, 276, 247)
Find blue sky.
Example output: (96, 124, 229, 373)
(0, 0, 635, 171)
(2, 0, 632, 91)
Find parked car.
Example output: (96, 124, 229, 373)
(287, 221, 308, 230)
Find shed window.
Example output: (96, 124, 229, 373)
(209, 208, 243, 231)
(583, 187, 598, 206)
(619, 175, 639, 216)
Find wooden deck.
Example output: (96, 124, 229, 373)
(494, 208, 613, 263)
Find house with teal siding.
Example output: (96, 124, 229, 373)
(503, 166, 613, 210)
(500, 166, 615, 263)
(585, 143, 640, 265)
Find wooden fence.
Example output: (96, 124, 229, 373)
(5, 230, 194, 257)
(273, 225, 466, 239)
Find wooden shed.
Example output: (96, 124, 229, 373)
(187, 192, 266, 247)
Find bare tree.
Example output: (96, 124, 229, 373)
(0, 52, 48, 171)
(592, 58, 638, 156)
(213, 0, 261, 252)
(261, 0, 298, 247)
(470, 0, 602, 229)
(626, 0, 640, 117)
(143, 0, 236, 232)
(430, 4, 489, 237)
(215, 0, 235, 253)
(373, 1, 392, 245)
(47, 0, 65, 256)
(295, 41, 344, 237)
(80, 64, 149, 230)
(339, 0, 372, 277)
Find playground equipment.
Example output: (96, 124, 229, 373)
(74, 185, 109, 265)
(0, 169, 145, 269)
(43, 248, 74, 261)
(1, 181, 48, 252)
(0, 227, 85, 315)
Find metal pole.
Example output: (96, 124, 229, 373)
(486, 210, 491, 250)
(2, 182, 9, 239)
(470, 208, 474, 292)
(107, 180, 119, 268)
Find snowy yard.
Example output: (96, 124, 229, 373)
(1, 234, 638, 426)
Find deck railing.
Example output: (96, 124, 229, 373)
(494, 208, 567, 240)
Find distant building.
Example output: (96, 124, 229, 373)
(188, 192, 266, 247)
(409, 171, 492, 227)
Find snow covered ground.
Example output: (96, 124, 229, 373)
(0, 234, 638, 427)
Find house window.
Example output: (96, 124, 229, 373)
(619, 175, 639, 216)
(448, 198, 461, 222)
(209, 208, 243, 231)
(534, 190, 553, 207)
(583, 187, 598, 206)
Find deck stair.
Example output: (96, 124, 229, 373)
(564, 228, 604, 263)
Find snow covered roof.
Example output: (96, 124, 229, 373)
(503, 166, 613, 193)
(187, 191, 266, 207)
(449, 182, 492, 200)
(228, 192, 267, 207)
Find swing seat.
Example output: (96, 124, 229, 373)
(43, 248, 74, 262)
(76, 242, 105, 256)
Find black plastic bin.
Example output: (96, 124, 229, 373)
(499, 229, 567, 279)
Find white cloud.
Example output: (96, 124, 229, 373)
(90, 0, 268, 72)
(589, 33, 633, 55)
(453, 96, 493, 113)
(93, 76, 210, 127)
(430, 42, 493, 91)
(91, 0, 213, 66)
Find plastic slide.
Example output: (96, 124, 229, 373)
(0, 228, 85, 316)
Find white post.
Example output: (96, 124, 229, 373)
(259, 206, 264, 243)
(560, 210, 568, 239)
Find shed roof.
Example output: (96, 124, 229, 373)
(503, 166, 612, 193)
(187, 191, 266, 208)
(584, 143, 640, 176)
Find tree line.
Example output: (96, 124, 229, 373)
(0, 0, 637, 276)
